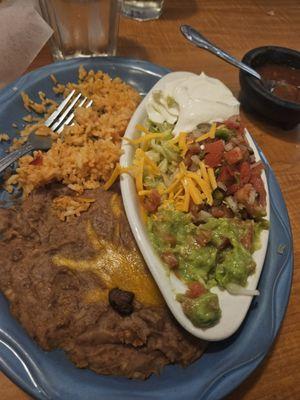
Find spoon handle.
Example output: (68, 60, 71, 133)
(0, 142, 33, 174)
(180, 25, 262, 81)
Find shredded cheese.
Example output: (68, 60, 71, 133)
(134, 149, 144, 193)
(199, 161, 209, 183)
(186, 177, 202, 205)
(102, 164, 121, 190)
(126, 132, 167, 145)
(207, 167, 217, 190)
(166, 172, 184, 194)
(103, 164, 133, 191)
(208, 122, 217, 138)
(178, 132, 188, 156)
(174, 187, 184, 199)
(169, 135, 180, 144)
(195, 122, 217, 142)
(140, 204, 148, 223)
(144, 153, 160, 174)
(195, 132, 210, 142)
(179, 161, 187, 174)
(156, 183, 166, 195)
(182, 178, 190, 212)
(198, 179, 213, 205)
(138, 190, 153, 196)
(186, 172, 212, 205)
(135, 124, 151, 134)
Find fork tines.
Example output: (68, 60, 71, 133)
(44, 90, 93, 133)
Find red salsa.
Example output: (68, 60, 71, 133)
(256, 63, 300, 103)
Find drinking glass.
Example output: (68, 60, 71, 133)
(121, 0, 164, 21)
(39, 0, 121, 60)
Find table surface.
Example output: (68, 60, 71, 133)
(0, 0, 299, 399)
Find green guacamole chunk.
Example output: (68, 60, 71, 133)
(178, 292, 221, 328)
(148, 208, 267, 329)
(215, 245, 255, 287)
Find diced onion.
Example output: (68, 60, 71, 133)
(217, 181, 227, 192)
(250, 161, 262, 169)
(191, 155, 200, 163)
(248, 188, 256, 205)
(159, 158, 168, 173)
(198, 210, 212, 221)
(146, 150, 160, 163)
(249, 155, 256, 163)
(224, 196, 239, 213)
(231, 137, 243, 145)
(226, 283, 260, 296)
(224, 142, 234, 151)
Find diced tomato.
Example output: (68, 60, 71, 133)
(218, 165, 235, 185)
(227, 183, 240, 194)
(250, 176, 266, 206)
(224, 115, 244, 134)
(211, 205, 234, 218)
(204, 152, 221, 168)
(238, 122, 245, 134)
(195, 230, 212, 246)
(186, 282, 206, 299)
(210, 207, 225, 218)
(234, 182, 266, 218)
(29, 153, 43, 166)
(224, 146, 243, 165)
(225, 121, 239, 131)
(184, 143, 202, 167)
(240, 222, 254, 251)
(163, 234, 177, 247)
(234, 183, 256, 205)
(205, 140, 224, 156)
(240, 146, 250, 161)
(204, 140, 224, 167)
(189, 200, 200, 216)
(161, 252, 178, 269)
(240, 161, 251, 184)
(224, 116, 240, 130)
(250, 162, 264, 177)
(188, 142, 201, 155)
(143, 189, 161, 213)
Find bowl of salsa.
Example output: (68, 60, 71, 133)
(239, 46, 300, 129)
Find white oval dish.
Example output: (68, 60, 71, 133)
(120, 71, 270, 341)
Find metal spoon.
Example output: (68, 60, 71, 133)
(180, 25, 295, 95)
(180, 24, 263, 81)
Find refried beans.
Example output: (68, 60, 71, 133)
(0, 186, 205, 379)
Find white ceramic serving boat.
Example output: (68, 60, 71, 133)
(120, 71, 270, 341)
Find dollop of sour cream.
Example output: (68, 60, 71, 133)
(146, 72, 240, 135)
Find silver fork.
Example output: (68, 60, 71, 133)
(0, 90, 93, 174)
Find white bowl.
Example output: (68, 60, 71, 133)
(120, 71, 270, 341)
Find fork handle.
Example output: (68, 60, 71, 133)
(0, 142, 34, 174)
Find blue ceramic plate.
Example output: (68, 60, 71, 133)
(0, 57, 293, 400)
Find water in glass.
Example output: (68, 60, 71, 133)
(121, 0, 164, 21)
(39, 0, 121, 60)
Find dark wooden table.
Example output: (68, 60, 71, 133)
(0, 0, 299, 399)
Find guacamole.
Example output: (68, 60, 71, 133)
(178, 292, 221, 328)
(148, 208, 265, 328)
